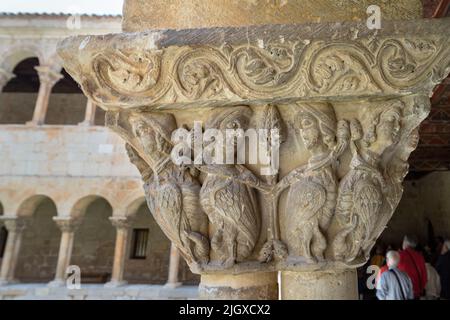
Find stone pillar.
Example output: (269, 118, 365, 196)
(57, 0, 450, 301)
(0, 68, 15, 93)
(48, 218, 80, 287)
(199, 272, 279, 300)
(27, 66, 63, 126)
(0, 218, 27, 285)
(79, 100, 97, 126)
(105, 217, 132, 288)
(165, 243, 182, 288)
(281, 270, 358, 300)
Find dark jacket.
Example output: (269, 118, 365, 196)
(436, 251, 450, 299)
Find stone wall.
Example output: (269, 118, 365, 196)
(0, 125, 139, 178)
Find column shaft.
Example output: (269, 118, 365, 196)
(0, 219, 26, 285)
(105, 217, 132, 287)
(165, 243, 181, 288)
(280, 269, 358, 300)
(53, 231, 75, 284)
(28, 66, 62, 125)
(199, 272, 279, 300)
(49, 218, 80, 287)
(79, 100, 97, 126)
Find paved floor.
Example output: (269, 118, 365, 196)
(0, 283, 199, 300)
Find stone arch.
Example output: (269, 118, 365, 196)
(71, 196, 115, 284)
(17, 195, 57, 217)
(69, 195, 115, 219)
(0, 45, 43, 74)
(123, 196, 146, 218)
(15, 196, 60, 283)
(0, 57, 40, 124)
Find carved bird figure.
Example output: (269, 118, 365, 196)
(199, 106, 261, 268)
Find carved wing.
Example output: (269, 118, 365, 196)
(344, 179, 383, 261)
(212, 180, 259, 250)
(287, 181, 327, 223)
(155, 183, 187, 247)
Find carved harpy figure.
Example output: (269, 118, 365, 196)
(333, 102, 403, 263)
(125, 112, 209, 267)
(281, 103, 341, 262)
(199, 106, 261, 267)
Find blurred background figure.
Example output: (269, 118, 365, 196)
(398, 235, 427, 299)
(376, 250, 414, 300)
(436, 239, 450, 300)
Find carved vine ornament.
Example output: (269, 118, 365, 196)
(58, 19, 450, 274)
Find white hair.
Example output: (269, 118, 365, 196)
(403, 235, 418, 249)
(386, 250, 400, 268)
(444, 240, 450, 251)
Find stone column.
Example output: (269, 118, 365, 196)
(57, 0, 450, 301)
(281, 270, 358, 300)
(165, 243, 182, 288)
(48, 218, 80, 287)
(0, 68, 15, 93)
(105, 217, 132, 288)
(27, 66, 63, 126)
(79, 100, 97, 126)
(0, 218, 27, 285)
(199, 272, 279, 300)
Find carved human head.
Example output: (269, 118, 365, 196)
(362, 101, 403, 154)
(296, 103, 337, 152)
(128, 112, 177, 161)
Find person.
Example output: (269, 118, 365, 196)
(436, 239, 450, 299)
(376, 250, 414, 300)
(424, 252, 441, 300)
(398, 235, 427, 299)
(371, 245, 385, 268)
(432, 236, 445, 266)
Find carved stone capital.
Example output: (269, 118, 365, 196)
(0, 217, 28, 233)
(35, 66, 63, 88)
(53, 217, 81, 233)
(109, 217, 133, 230)
(58, 14, 450, 276)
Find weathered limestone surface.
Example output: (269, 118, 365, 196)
(58, 0, 450, 299)
(199, 272, 278, 300)
(281, 270, 358, 300)
(123, 0, 423, 31)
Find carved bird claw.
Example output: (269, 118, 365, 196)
(258, 240, 288, 263)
